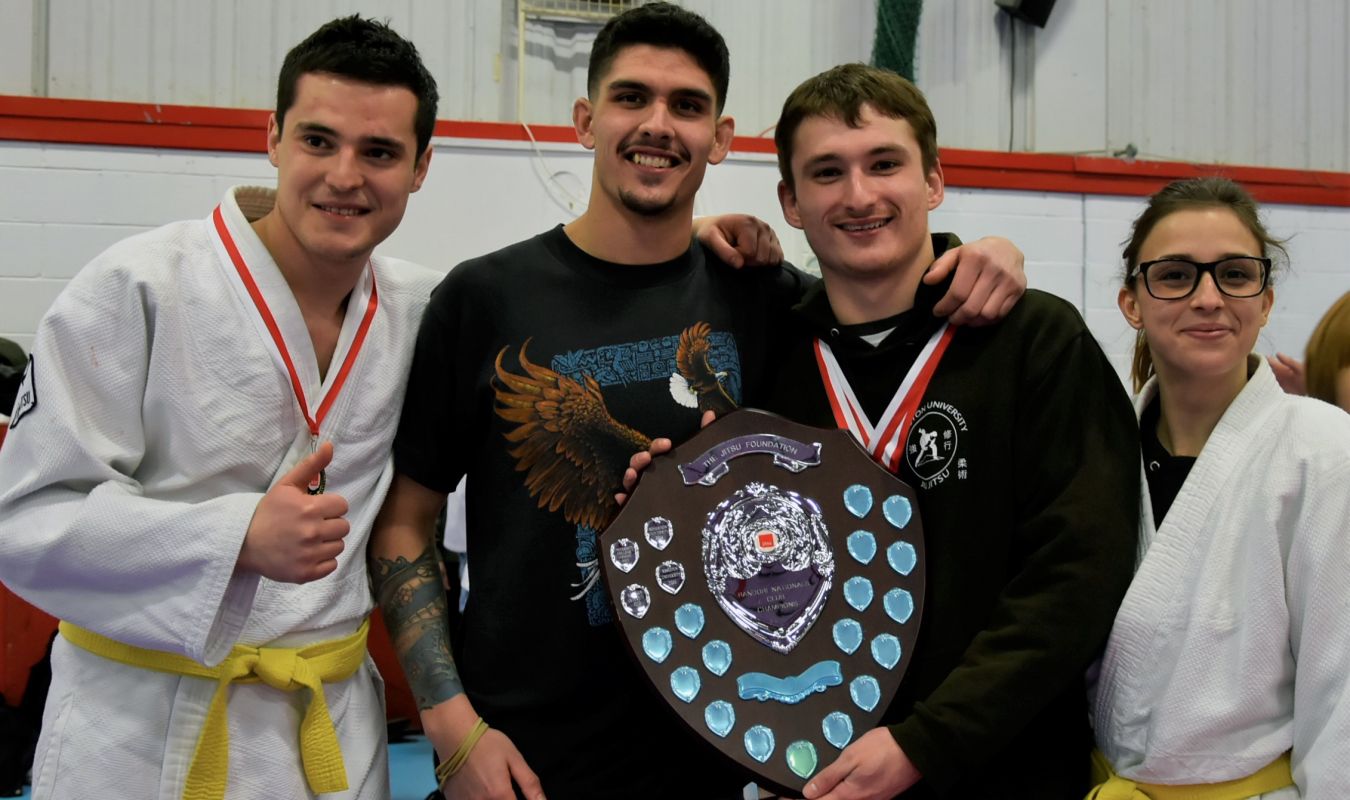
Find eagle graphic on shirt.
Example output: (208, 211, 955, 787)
(492, 322, 741, 623)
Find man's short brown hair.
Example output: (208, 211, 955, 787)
(774, 63, 939, 191)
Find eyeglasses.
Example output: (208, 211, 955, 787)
(1133, 256, 1271, 300)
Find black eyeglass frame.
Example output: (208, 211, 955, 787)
(1131, 256, 1272, 300)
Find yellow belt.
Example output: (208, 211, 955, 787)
(58, 618, 369, 800)
(1087, 748, 1294, 800)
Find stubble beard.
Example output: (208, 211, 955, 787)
(619, 187, 679, 218)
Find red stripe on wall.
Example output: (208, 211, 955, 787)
(3, 95, 1348, 206)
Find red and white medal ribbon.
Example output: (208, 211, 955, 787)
(813, 322, 955, 473)
(210, 205, 379, 494)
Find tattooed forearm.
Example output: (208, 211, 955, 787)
(372, 545, 464, 709)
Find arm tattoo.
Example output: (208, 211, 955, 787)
(372, 544, 464, 709)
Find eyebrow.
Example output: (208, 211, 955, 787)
(802, 145, 906, 171)
(294, 122, 406, 152)
(294, 122, 339, 138)
(1150, 253, 1261, 261)
(606, 79, 713, 106)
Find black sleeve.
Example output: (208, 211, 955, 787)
(777, 259, 817, 307)
(891, 310, 1140, 792)
(393, 275, 472, 495)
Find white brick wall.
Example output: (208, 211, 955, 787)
(2, 139, 1347, 386)
(0, 141, 275, 353)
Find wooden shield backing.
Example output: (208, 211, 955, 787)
(601, 409, 926, 795)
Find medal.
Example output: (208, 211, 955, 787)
(307, 435, 327, 495)
(211, 205, 379, 494)
(814, 322, 955, 472)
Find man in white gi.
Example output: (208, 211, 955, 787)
(0, 16, 441, 799)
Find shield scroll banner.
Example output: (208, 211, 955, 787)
(601, 409, 926, 795)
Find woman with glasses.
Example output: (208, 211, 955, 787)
(1088, 177, 1350, 798)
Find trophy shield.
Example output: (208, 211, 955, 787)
(601, 409, 926, 795)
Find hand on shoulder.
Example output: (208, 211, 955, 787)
(694, 214, 784, 268)
(926, 236, 1026, 326)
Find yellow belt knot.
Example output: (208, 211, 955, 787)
(254, 647, 304, 691)
(59, 619, 370, 800)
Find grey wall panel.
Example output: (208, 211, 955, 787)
(1104, 0, 1349, 172)
(919, 0, 1349, 172)
(1307, 0, 1350, 172)
(917, 0, 1011, 153)
(19, 0, 1350, 172)
(42, 0, 502, 117)
(0, 0, 39, 95)
(510, 0, 875, 133)
(33, 1, 874, 134)
(1030, 0, 1106, 155)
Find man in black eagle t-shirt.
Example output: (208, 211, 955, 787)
(369, 7, 1029, 800)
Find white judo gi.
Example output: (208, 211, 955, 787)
(0, 187, 439, 799)
(1090, 357, 1350, 798)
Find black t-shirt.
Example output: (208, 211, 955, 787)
(395, 226, 805, 799)
(1139, 395, 1196, 528)
(759, 235, 1139, 798)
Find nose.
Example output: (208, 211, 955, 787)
(1190, 271, 1225, 309)
(638, 101, 674, 143)
(326, 148, 364, 192)
(843, 168, 878, 212)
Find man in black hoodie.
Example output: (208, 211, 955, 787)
(759, 65, 1139, 799)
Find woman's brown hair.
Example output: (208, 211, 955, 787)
(1304, 292, 1350, 405)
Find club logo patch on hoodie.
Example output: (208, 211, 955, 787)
(905, 400, 967, 489)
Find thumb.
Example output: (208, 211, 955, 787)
(923, 246, 957, 284)
(707, 232, 744, 268)
(803, 757, 849, 799)
(507, 749, 546, 800)
(279, 441, 334, 489)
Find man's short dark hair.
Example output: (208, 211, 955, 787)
(775, 63, 939, 191)
(276, 15, 440, 156)
(588, 2, 730, 113)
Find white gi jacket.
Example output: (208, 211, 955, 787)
(1091, 357, 1350, 799)
(0, 187, 439, 799)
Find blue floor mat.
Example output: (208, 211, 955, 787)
(389, 735, 439, 799)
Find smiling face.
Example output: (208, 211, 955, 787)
(778, 105, 943, 283)
(574, 45, 733, 220)
(1118, 207, 1273, 386)
(263, 72, 430, 270)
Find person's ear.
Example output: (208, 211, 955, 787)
(266, 113, 282, 167)
(573, 97, 597, 151)
(707, 115, 735, 166)
(778, 180, 804, 231)
(410, 147, 432, 192)
(926, 161, 945, 211)
(1118, 285, 1144, 329)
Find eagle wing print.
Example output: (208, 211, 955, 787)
(494, 342, 651, 530)
(673, 322, 738, 415)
